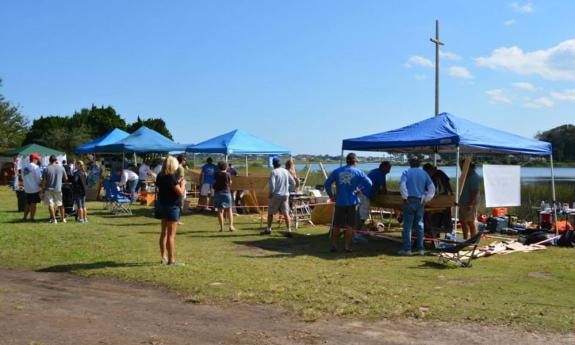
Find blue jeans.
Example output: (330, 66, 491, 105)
(401, 197, 424, 252)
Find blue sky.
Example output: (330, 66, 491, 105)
(1, 1, 574, 154)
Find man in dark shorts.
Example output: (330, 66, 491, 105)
(22, 153, 42, 222)
(324, 153, 372, 252)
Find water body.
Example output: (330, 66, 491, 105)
(295, 164, 575, 181)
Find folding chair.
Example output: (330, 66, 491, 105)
(435, 231, 483, 267)
(105, 180, 133, 215)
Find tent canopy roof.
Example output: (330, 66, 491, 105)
(74, 128, 130, 154)
(342, 112, 552, 156)
(96, 126, 186, 153)
(186, 129, 290, 155)
(1, 143, 66, 157)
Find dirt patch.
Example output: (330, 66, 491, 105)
(0, 268, 573, 345)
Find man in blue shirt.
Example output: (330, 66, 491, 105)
(358, 161, 391, 227)
(199, 157, 217, 211)
(399, 158, 435, 256)
(324, 153, 372, 252)
(459, 160, 480, 239)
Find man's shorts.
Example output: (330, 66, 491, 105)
(26, 192, 41, 204)
(200, 183, 214, 197)
(44, 191, 63, 207)
(268, 195, 289, 215)
(358, 194, 370, 221)
(333, 205, 359, 229)
(460, 204, 478, 223)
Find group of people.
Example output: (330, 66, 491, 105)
(19, 154, 89, 224)
(324, 153, 480, 255)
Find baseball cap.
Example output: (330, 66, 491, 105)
(30, 153, 41, 161)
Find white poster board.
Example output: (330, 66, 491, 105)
(483, 164, 521, 207)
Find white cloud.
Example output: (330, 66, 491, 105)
(448, 66, 474, 79)
(550, 89, 575, 101)
(439, 51, 461, 61)
(475, 39, 575, 81)
(504, 19, 517, 26)
(486, 89, 512, 104)
(512, 82, 537, 91)
(509, 2, 534, 13)
(414, 75, 427, 80)
(524, 97, 554, 108)
(404, 55, 433, 68)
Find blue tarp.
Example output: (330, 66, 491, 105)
(74, 128, 130, 154)
(186, 129, 290, 155)
(342, 112, 552, 156)
(95, 126, 187, 153)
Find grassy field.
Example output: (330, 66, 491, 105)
(1, 186, 574, 332)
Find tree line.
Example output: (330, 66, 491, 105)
(0, 79, 173, 154)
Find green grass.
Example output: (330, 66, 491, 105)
(1, 186, 574, 332)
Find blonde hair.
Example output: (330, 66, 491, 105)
(75, 160, 86, 174)
(161, 156, 179, 175)
(285, 159, 296, 175)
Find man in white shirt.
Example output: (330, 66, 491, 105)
(261, 158, 296, 237)
(115, 168, 139, 200)
(22, 153, 42, 222)
(138, 161, 151, 191)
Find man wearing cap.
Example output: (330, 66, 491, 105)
(22, 153, 42, 222)
(42, 155, 68, 224)
(398, 158, 435, 256)
(262, 157, 296, 237)
(114, 168, 139, 200)
(324, 153, 372, 252)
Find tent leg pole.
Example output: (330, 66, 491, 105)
(122, 152, 125, 169)
(550, 154, 559, 240)
(339, 149, 344, 166)
(453, 146, 460, 235)
(245, 155, 248, 176)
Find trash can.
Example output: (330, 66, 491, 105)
(16, 189, 27, 212)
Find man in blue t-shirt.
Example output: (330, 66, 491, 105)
(324, 153, 372, 253)
(358, 161, 391, 226)
(399, 158, 435, 256)
(199, 157, 217, 211)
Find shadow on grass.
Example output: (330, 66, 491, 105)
(233, 232, 400, 260)
(37, 261, 151, 273)
(414, 260, 456, 270)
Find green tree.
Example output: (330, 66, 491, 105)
(536, 125, 575, 161)
(0, 79, 29, 148)
(23, 115, 69, 146)
(127, 116, 173, 139)
(69, 105, 126, 137)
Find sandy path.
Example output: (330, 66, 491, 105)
(0, 268, 572, 345)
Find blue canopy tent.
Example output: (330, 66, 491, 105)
(342, 112, 557, 235)
(186, 129, 290, 175)
(95, 126, 187, 153)
(74, 128, 130, 154)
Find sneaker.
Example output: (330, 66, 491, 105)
(260, 229, 272, 235)
(285, 231, 293, 238)
(161, 258, 168, 265)
(168, 261, 185, 267)
(418, 250, 426, 256)
(49, 218, 57, 224)
(84, 218, 88, 223)
(397, 250, 412, 256)
(61, 218, 67, 224)
(76, 219, 83, 223)
(229, 227, 237, 232)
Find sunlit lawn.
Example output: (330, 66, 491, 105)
(0, 186, 573, 332)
